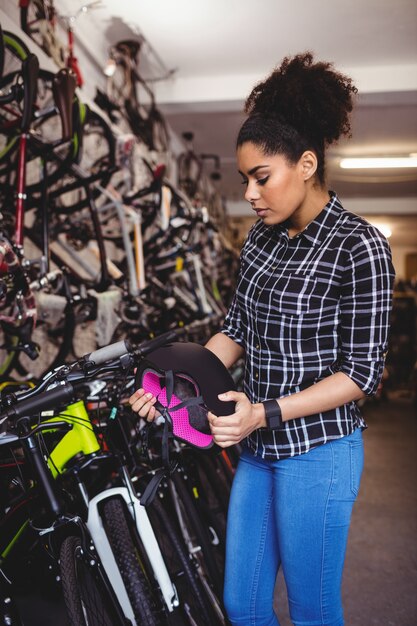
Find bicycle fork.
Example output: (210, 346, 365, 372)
(86, 465, 180, 624)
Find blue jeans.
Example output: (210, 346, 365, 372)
(224, 429, 364, 626)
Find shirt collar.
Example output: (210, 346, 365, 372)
(281, 191, 345, 247)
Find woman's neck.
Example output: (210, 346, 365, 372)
(288, 186, 331, 238)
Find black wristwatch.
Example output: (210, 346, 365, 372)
(262, 399, 283, 430)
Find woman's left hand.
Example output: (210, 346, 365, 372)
(208, 390, 265, 448)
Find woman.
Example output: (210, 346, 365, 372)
(130, 53, 395, 626)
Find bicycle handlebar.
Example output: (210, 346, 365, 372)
(0, 329, 180, 428)
(0, 382, 75, 425)
(84, 329, 178, 365)
(85, 339, 131, 365)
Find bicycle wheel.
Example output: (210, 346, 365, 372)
(16, 300, 74, 380)
(0, 32, 30, 163)
(0, 236, 36, 380)
(15, 272, 75, 380)
(177, 151, 202, 200)
(20, 0, 46, 47)
(148, 494, 225, 626)
(26, 69, 80, 191)
(101, 497, 161, 626)
(169, 469, 225, 599)
(79, 108, 116, 182)
(184, 450, 231, 544)
(0, 34, 80, 190)
(55, 107, 116, 208)
(60, 534, 125, 626)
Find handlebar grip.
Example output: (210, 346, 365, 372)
(0, 383, 75, 425)
(85, 340, 131, 365)
(134, 329, 180, 358)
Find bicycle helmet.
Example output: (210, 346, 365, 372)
(134, 341, 236, 450)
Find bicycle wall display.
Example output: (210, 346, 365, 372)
(0, 9, 243, 626)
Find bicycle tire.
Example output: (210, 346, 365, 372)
(28, 69, 80, 192)
(170, 470, 224, 598)
(0, 34, 80, 191)
(177, 151, 202, 200)
(15, 305, 74, 379)
(0, 31, 30, 164)
(15, 289, 75, 380)
(0, 332, 20, 381)
(20, 0, 47, 51)
(191, 450, 232, 512)
(0, 235, 36, 381)
(79, 108, 116, 189)
(101, 497, 161, 626)
(149, 494, 224, 626)
(59, 534, 125, 626)
(51, 106, 117, 211)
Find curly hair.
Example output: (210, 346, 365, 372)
(236, 52, 357, 184)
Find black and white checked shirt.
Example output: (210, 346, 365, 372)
(222, 192, 395, 459)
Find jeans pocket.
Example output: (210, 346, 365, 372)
(349, 435, 364, 498)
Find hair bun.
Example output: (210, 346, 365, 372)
(245, 52, 357, 147)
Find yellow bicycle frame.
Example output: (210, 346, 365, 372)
(43, 400, 101, 478)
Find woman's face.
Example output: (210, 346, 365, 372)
(237, 142, 309, 227)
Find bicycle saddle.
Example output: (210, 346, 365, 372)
(52, 68, 77, 141)
(114, 39, 142, 58)
(21, 53, 39, 132)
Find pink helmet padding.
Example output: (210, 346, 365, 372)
(142, 371, 213, 448)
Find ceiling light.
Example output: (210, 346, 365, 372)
(103, 58, 116, 77)
(368, 222, 392, 238)
(340, 156, 417, 169)
(376, 224, 392, 238)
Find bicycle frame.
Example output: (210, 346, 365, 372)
(42, 398, 181, 621)
(93, 182, 146, 296)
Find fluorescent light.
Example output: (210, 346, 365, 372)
(340, 156, 417, 169)
(366, 220, 392, 238)
(376, 224, 392, 238)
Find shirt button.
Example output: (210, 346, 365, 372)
(255, 372, 259, 379)
(256, 344, 260, 350)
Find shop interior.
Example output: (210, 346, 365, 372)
(0, 1, 416, 625)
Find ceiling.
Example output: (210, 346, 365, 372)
(3, 0, 417, 236)
(92, 0, 417, 218)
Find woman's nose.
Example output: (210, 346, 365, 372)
(244, 181, 260, 204)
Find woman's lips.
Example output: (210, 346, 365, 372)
(254, 208, 269, 218)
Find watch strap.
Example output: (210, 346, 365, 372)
(262, 399, 282, 430)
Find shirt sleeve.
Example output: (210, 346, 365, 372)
(338, 227, 395, 395)
(221, 290, 245, 345)
(221, 235, 250, 346)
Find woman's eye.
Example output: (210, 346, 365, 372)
(240, 179, 248, 186)
(257, 176, 269, 186)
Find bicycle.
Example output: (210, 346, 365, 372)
(19, 0, 104, 88)
(0, 34, 126, 380)
(0, 332, 176, 624)
(106, 38, 170, 156)
(0, 330, 230, 625)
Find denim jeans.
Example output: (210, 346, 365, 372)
(224, 428, 364, 626)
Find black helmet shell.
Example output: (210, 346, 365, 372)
(135, 341, 236, 416)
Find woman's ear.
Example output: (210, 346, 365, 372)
(300, 150, 318, 181)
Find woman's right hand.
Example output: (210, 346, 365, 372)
(128, 388, 158, 421)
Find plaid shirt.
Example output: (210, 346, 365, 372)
(222, 193, 395, 459)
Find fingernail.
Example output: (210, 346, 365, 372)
(219, 393, 227, 399)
